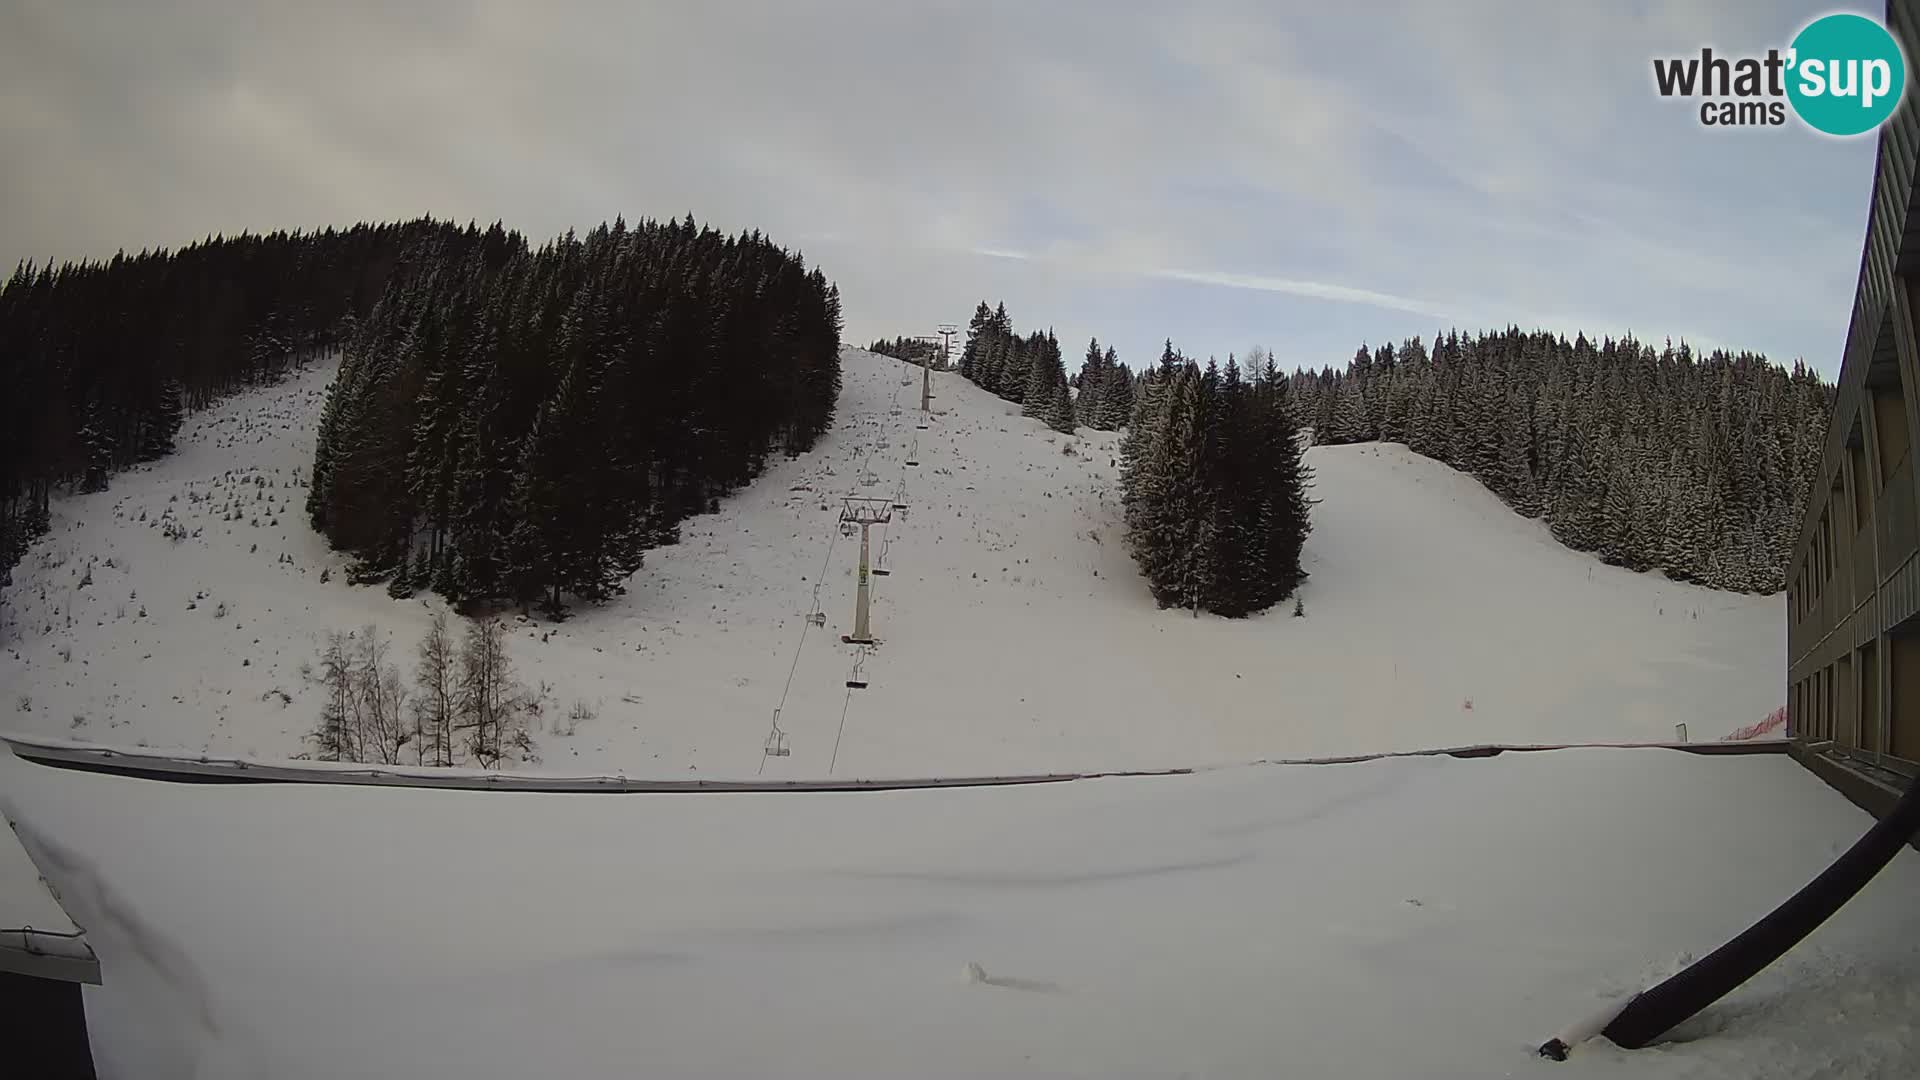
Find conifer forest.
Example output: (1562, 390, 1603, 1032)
(1291, 331, 1831, 593)
(1, 217, 843, 617)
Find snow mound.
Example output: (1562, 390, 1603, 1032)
(0, 349, 1781, 777)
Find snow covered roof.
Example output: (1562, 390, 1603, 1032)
(0, 809, 98, 984)
(3, 742, 1913, 1078)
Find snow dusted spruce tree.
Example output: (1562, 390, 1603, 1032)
(1120, 343, 1312, 617)
(865, 335, 941, 367)
(2, 221, 452, 612)
(1098, 355, 1136, 431)
(1289, 329, 1831, 593)
(1019, 331, 1077, 434)
(1070, 338, 1134, 432)
(306, 216, 843, 618)
(960, 302, 1134, 433)
(1074, 338, 1105, 427)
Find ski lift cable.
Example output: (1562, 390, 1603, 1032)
(797, 363, 925, 775)
(779, 518, 843, 707)
(758, 372, 908, 770)
(757, 498, 848, 771)
(828, 681, 856, 775)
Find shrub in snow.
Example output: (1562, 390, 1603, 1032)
(559, 699, 596, 736)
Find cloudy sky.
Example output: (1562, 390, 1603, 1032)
(0, 0, 1884, 376)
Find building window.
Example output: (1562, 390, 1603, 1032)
(1875, 384, 1911, 487)
(1853, 441, 1873, 528)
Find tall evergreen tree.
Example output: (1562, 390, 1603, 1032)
(1120, 347, 1312, 617)
(1097, 347, 1133, 430)
(1075, 337, 1105, 427)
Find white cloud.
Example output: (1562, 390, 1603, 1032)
(0, 0, 1877, 375)
(1148, 268, 1459, 321)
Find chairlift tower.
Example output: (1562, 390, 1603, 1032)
(839, 497, 893, 645)
(920, 344, 934, 414)
(937, 323, 957, 370)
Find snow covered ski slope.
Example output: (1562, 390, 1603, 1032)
(0, 348, 1782, 777)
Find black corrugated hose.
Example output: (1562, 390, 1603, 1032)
(1541, 769, 1920, 1060)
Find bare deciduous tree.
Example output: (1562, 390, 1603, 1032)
(458, 615, 531, 769)
(311, 631, 356, 762)
(309, 614, 532, 768)
(355, 625, 409, 764)
(414, 611, 457, 767)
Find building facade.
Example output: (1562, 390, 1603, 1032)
(1787, 0, 1920, 791)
